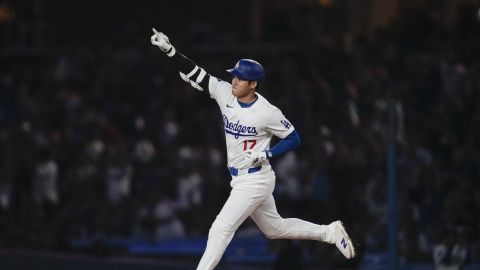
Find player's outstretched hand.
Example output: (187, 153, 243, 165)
(244, 150, 268, 167)
(151, 28, 174, 54)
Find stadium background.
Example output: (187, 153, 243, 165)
(0, 0, 479, 269)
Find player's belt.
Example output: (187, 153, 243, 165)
(229, 166, 262, 176)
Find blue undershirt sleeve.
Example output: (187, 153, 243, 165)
(266, 130, 300, 159)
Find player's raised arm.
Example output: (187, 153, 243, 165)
(150, 28, 210, 91)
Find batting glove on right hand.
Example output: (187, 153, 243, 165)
(244, 150, 268, 167)
(151, 28, 175, 56)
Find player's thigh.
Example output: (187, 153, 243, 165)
(216, 187, 267, 230)
(250, 195, 283, 232)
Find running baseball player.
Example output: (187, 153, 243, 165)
(150, 28, 356, 269)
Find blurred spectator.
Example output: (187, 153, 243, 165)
(433, 228, 468, 270)
(0, 180, 11, 211)
(32, 150, 59, 207)
(152, 193, 186, 241)
(275, 152, 301, 200)
(176, 168, 203, 210)
(105, 158, 132, 205)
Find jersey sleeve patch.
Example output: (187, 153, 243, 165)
(265, 108, 295, 139)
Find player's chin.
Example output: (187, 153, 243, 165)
(232, 89, 240, 97)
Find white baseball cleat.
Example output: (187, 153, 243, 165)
(329, 220, 356, 259)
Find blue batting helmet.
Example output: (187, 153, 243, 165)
(226, 59, 265, 81)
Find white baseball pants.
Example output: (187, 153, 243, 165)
(196, 171, 329, 270)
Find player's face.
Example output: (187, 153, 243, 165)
(232, 76, 257, 101)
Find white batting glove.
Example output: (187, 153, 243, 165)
(244, 150, 268, 167)
(151, 28, 175, 56)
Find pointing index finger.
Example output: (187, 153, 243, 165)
(152, 28, 159, 34)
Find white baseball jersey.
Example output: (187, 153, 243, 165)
(152, 41, 356, 270)
(207, 76, 295, 169)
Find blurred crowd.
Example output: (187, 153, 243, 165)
(0, 2, 479, 268)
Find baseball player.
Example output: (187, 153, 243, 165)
(150, 28, 356, 269)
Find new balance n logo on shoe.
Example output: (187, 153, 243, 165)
(341, 238, 347, 249)
(331, 221, 356, 259)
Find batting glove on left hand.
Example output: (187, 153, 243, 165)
(244, 150, 268, 167)
(151, 28, 175, 56)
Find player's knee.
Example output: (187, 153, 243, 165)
(209, 218, 235, 236)
(265, 232, 281, 239)
(263, 221, 285, 239)
(265, 228, 283, 239)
